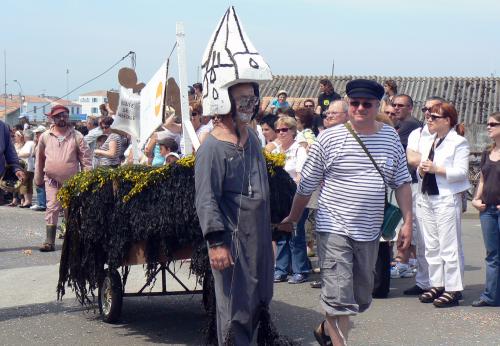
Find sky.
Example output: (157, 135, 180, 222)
(1, 0, 499, 100)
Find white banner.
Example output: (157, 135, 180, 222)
(112, 86, 140, 138)
(140, 62, 167, 146)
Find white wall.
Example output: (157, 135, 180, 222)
(78, 95, 107, 117)
(23, 101, 81, 122)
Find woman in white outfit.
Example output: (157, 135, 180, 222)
(417, 102, 470, 307)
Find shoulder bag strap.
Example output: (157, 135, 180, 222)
(344, 122, 390, 203)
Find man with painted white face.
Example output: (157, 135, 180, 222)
(282, 79, 413, 345)
(195, 82, 273, 345)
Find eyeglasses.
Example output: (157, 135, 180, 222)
(487, 122, 500, 127)
(392, 103, 408, 108)
(384, 111, 396, 116)
(426, 113, 448, 121)
(349, 101, 375, 109)
(321, 111, 345, 119)
(275, 127, 290, 133)
(421, 107, 432, 113)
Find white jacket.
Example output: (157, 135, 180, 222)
(419, 128, 470, 196)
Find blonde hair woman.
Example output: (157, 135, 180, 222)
(272, 116, 311, 284)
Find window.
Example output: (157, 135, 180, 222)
(91, 107, 98, 114)
(33, 106, 37, 113)
(104, 97, 108, 103)
(43, 106, 45, 114)
(92, 97, 98, 103)
(71, 107, 74, 114)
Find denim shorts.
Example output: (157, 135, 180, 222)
(317, 232, 379, 316)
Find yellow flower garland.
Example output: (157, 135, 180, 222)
(58, 151, 285, 209)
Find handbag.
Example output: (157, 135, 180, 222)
(345, 123, 403, 240)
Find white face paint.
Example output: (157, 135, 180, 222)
(236, 112, 252, 123)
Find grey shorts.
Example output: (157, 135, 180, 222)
(317, 232, 379, 316)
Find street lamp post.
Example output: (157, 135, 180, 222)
(13, 79, 23, 114)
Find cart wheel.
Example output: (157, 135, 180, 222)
(98, 268, 123, 323)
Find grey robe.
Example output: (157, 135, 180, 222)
(195, 128, 274, 345)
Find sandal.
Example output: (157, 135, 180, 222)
(39, 243, 55, 252)
(7, 202, 18, 207)
(433, 291, 460, 308)
(419, 287, 444, 303)
(313, 320, 332, 346)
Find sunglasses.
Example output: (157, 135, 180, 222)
(487, 122, 500, 127)
(235, 96, 259, 108)
(304, 104, 315, 108)
(421, 107, 432, 113)
(53, 113, 69, 119)
(275, 127, 290, 133)
(349, 101, 375, 109)
(426, 113, 448, 121)
(384, 111, 396, 116)
(191, 112, 199, 117)
(392, 103, 408, 108)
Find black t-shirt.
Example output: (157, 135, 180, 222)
(396, 117, 422, 183)
(396, 116, 423, 149)
(317, 91, 341, 113)
(480, 150, 500, 205)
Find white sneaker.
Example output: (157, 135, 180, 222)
(29, 204, 39, 210)
(391, 262, 415, 279)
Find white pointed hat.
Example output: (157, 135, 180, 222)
(201, 6, 272, 116)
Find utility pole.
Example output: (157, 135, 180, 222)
(3, 50, 6, 119)
(66, 68, 69, 97)
(13, 79, 23, 115)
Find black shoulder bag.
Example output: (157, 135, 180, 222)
(345, 123, 402, 240)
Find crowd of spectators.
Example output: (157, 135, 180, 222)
(1, 79, 498, 310)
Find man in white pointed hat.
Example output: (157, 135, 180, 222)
(194, 7, 276, 345)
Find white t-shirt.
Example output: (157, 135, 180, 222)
(407, 125, 431, 152)
(19, 140, 36, 172)
(273, 140, 307, 181)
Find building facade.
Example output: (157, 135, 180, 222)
(77, 90, 108, 117)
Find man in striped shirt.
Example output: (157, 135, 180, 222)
(282, 79, 413, 345)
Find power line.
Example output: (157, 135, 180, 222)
(24, 51, 134, 114)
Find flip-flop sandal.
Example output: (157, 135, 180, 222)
(313, 320, 332, 346)
(433, 291, 460, 308)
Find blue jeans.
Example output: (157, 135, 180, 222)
(479, 205, 500, 305)
(275, 209, 311, 276)
(36, 186, 46, 208)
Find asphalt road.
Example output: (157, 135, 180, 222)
(0, 205, 499, 345)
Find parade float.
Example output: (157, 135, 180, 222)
(56, 152, 295, 338)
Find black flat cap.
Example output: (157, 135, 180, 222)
(346, 79, 384, 100)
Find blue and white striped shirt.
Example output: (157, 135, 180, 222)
(297, 123, 411, 241)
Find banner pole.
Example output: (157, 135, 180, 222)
(176, 22, 194, 155)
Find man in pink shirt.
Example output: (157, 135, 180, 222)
(35, 105, 92, 252)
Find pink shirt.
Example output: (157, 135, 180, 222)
(35, 126, 92, 186)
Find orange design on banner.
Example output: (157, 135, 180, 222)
(154, 82, 163, 117)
